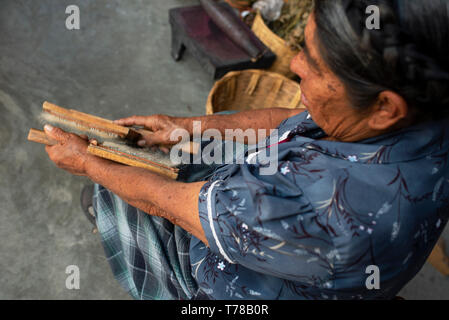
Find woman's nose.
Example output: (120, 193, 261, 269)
(290, 52, 307, 79)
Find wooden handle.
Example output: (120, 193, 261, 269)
(43, 101, 131, 138)
(87, 145, 178, 180)
(27, 128, 57, 146)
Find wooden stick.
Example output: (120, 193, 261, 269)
(28, 128, 179, 179)
(43, 101, 131, 138)
(28, 127, 199, 155)
(43, 102, 198, 154)
(27, 128, 57, 146)
(87, 145, 178, 180)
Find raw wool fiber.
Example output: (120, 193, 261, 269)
(102, 141, 175, 169)
(39, 112, 175, 168)
(266, 0, 314, 51)
(39, 112, 121, 143)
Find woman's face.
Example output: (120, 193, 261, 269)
(290, 14, 383, 142)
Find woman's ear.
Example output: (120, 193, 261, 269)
(368, 91, 409, 131)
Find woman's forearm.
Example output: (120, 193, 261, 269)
(179, 107, 305, 136)
(86, 157, 208, 245)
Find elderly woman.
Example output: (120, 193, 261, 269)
(44, 0, 449, 299)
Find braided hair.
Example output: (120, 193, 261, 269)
(314, 0, 449, 120)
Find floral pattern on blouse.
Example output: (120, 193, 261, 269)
(189, 111, 449, 300)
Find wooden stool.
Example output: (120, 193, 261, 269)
(169, 3, 276, 79)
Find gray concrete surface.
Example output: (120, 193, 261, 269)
(0, 0, 448, 300)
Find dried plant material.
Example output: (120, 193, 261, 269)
(265, 0, 314, 50)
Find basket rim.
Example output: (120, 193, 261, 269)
(206, 69, 301, 115)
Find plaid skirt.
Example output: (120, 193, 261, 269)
(93, 184, 200, 300)
(92, 137, 247, 300)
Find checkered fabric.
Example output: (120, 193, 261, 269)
(92, 184, 200, 300)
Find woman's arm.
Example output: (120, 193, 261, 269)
(114, 107, 305, 147)
(86, 157, 208, 245)
(180, 107, 305, 135)
(43, 125, 209, 245)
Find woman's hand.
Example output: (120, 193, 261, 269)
(114, 115, 189, 153)
(44, 124, 100, 176)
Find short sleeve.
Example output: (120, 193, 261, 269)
(197, 162, 335, 282)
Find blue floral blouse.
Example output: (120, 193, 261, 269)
(189, 110, 449, 300)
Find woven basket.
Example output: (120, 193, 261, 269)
(251, 11, 300, 79)
(206, 69, 305, 115)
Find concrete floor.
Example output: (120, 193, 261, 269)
(0, 0, 448, 300)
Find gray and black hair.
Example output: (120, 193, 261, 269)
(314, 0, 449, 120)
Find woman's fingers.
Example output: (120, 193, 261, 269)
(139, 130, 172, 147)
(114, 115, 169, 132)
(44, 125, 71, 142)
(159, 146, 170, 154)
(114, 115, 183, 151)
(139, 140, 173, 154)
(140, 140, 170, 154)
(114, 115, 149, 127)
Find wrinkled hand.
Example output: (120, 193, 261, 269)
(44, 124, 97, 176)
(114, 115, 188, 153)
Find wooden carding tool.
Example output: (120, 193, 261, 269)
(28, 102, 200, 179)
